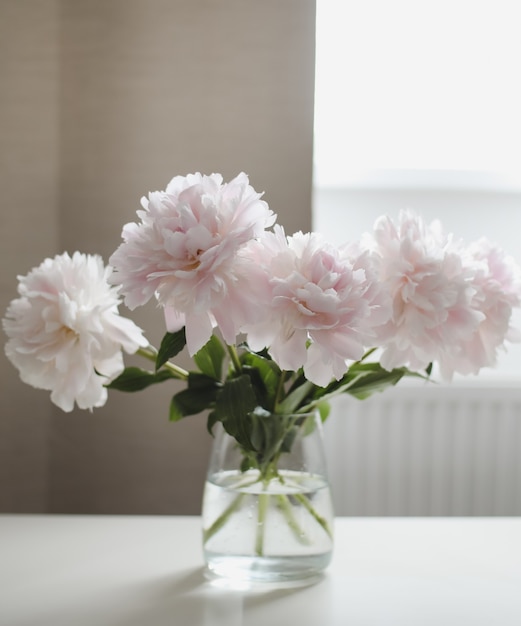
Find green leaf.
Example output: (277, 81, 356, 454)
(106, 367, 176, 392)
(280, 424, 298, 453)
(214, 375, 258, 450)
(248, 406, 268, 452)
(347, 363, 430, 399)
(303, 361, 429, 408)
(348, 372, 404, 399)
(247, 408, 300, 466)
(277, 380, 315, 414)
(216, 375, 258, 420)
(328, 362, 428, 402)
(240, 351, 281, 409)
(156, 329, 186, 371)
(169, 396, 184, 422)
(187, 371, 221, 390)
(316, 401, 331, 423)
(206, 410, 220, 436)
(193, 334, 226, 380)
(169, 383, 219, 421)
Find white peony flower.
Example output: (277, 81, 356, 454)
(439, 238, 521, 377)
(3, 252, 147, 412)
(365, 210, 484, 374)
(109, 172, 276, 355)
(243, 226, 391, 387)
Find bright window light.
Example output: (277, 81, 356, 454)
(314, 0, 521, 188)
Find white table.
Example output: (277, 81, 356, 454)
(0, 515, 520, 625)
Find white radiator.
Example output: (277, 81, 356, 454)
(323, 384, 521, 516)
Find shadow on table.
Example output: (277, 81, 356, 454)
(110, 567, 330, 626)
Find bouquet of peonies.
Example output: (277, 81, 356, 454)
(4, 172, 521, 473)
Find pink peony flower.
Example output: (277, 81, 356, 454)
(243, 226, 391, 387)
(366, 210, 484, 374)
(109, 172, 276, 355)
(3, 252, 147, 412)
(439, 238, 521, 377)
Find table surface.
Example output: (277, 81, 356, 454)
(0, 515, 520, 626)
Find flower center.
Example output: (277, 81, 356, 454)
(60, 325, 79, 342)
(183, 249, 204, 271)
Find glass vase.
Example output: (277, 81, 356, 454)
(201, 411, 334, 584)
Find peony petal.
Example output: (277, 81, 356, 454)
(304, 343, 338, 387)
(164, 306, 186, 333)
(185, 311, 214, 355)
(269, 329, 308, 372)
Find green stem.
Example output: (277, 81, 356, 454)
(294, 493, 333, 539)
(273, 370, 289, 413)
(255, 492, 270, 556)
(136, 346, 189, 380)
(226, 343, 242, 375)
(136, 345, 158, 363)
(276, 495, 310, 545)
(360, 347, 378, 361)
(203, 493, 245, 544)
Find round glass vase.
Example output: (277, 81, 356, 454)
(201, 411, 334, 584)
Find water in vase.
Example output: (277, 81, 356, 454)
(202, 469, 334, 582)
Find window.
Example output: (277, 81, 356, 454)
(314, 0, 521, 189)
(313, 0, 521, 380)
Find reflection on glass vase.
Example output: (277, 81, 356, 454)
(201, 411, 334, 584)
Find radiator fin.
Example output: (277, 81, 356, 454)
(323, 386, 521, 516)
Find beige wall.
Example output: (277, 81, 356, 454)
(0, 0, 60, 512)
(0, 1, 316, 513)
